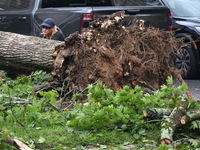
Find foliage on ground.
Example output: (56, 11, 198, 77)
(0, 71, 200, 149)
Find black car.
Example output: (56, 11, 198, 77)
(147, 0, 200, 79)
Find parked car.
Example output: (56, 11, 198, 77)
(0, 0, 171, 38)
(148, 0, 200, 79)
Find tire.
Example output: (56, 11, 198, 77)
(175, 46, 197, 79)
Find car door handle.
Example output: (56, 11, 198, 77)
(18, 16, 27, 20)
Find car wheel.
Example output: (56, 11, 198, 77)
(175, 46, 197, 79)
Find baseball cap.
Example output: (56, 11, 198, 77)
(41, 18, 55, 28)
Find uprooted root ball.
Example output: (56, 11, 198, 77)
(51, 11, 181, 94)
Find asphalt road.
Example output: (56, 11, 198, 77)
(185, 79, 200, 102)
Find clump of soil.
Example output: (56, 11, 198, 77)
(51, 11, 180, 95)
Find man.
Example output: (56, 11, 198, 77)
(40, 18, 65, 41)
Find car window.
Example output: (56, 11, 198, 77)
(166, 0, 200, 17)
(114, 0, 147, 6)
(9, 0, 31, 10)
(87, 0, 112, 6)
(41, 0, 112, 8)
(0, 0, 7, 10)
(147, 0, 162, 6)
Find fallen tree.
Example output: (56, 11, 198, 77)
(0, 12, 181, 92)
(1, 11, 197, 147)
(0, 31, 64, 74)
(48, 11, 198, 146)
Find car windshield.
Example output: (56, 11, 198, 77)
(165, 0, 200, 17)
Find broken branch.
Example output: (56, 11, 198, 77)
(180, 110, 200, 125)
(2, 137, 33, 150)
(160, 96, 189, 144)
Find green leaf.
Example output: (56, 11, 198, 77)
(99, 145, 107, 149)
(72, 93, 83, 100)
(2, 131, 9, 139)
(188, 139, 199, 147)
(38, 137, 46, 143)
(166, 76, 173, 85)
(0, 105, 5, 110)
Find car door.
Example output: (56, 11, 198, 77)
(0, 0, 33, 35)
(0, 0, 9, 31)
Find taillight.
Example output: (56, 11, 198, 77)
(79, 14, 94, 34)
(168, 12, 172, 31)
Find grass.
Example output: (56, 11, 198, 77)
(1, 116, 199, 150)
(1, 121, 164, 150)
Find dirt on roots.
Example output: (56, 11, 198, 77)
(48, 11, 181, 98)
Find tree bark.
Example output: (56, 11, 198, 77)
(143, 108, 173, 118)
(143, 108, 200, 122)
(160, 97, 188, 144)
(0, 31, 64, 74)
(143, 108, 172, 118)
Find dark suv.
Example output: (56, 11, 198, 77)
(147, 0, 200, 79)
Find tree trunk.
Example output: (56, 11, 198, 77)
(0, 31, 64, 74)
(160, 97, 189, 144)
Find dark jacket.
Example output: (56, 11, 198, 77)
(51, 30, 65, 41)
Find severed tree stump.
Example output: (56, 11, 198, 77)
(180, 110, 200, 125)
